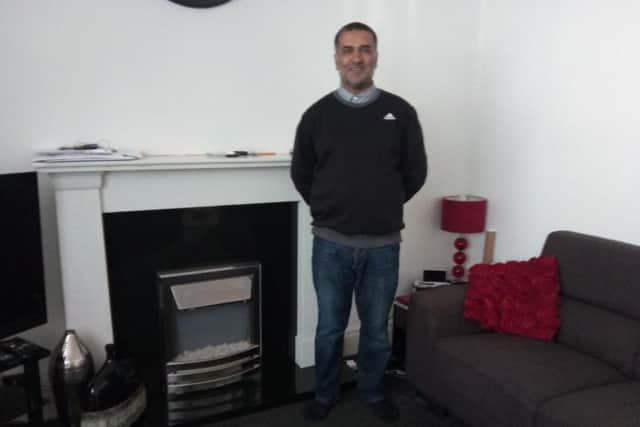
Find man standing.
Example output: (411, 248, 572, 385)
(290, 22, 427, 423)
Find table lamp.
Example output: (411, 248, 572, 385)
(440, 195, 488, 281)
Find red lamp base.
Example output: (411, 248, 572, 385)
(451, 236, 468, 280)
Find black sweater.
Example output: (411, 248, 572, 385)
(291, 90, 427, 235)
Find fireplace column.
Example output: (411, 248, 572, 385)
(49, 171, 114, 357)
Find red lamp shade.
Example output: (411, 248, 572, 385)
(441, 195, 488, 234)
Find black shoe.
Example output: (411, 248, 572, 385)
(303, 400, 333, 423)
(368, 398, 399, 423)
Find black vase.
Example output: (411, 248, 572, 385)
(49, 329, 95, 427)
(81, 344, 147, 427)
(86, 343, 141, 412)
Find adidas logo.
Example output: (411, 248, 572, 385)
(383, 113, 396, 120)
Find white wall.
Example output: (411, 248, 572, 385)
(1, 1, 477, 351)
(470, 1, 640, 260)
(10, 0, 639, 374)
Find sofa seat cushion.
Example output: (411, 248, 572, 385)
(557, 299, 640, 377)
(435, 334, 626, 427)
(536, 381, 640, 427)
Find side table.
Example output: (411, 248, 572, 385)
(0, 337, 50, 426)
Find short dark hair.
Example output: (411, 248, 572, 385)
(334, 22, 377, 49)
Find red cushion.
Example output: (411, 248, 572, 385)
(464, 256, 561, 340)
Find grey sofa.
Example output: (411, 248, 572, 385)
(406, 231, 640, 427)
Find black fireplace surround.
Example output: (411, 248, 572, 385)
(103, 202, 298, 426)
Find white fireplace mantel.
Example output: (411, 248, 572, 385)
(34, 154, 330, 367)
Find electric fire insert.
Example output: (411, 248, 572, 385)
(157, 262, 262, 425)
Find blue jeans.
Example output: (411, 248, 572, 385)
(312, 236, 399, 405)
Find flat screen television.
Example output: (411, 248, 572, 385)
(0, 171, 47, 339)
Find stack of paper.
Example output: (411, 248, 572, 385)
(34, 144, 141, 163)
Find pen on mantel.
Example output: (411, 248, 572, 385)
(207, 151, 277, 158)
(235, 151, 277, 157)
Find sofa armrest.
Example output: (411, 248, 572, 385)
(407, 284, 483, 346)
(406, 284, 485, 389)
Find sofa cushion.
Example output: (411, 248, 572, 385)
(541, 231, 640, 378)
(435, 333, 626, 427)
(558, 299, 640, 378)
(541, 231, 640, 320)
(464, 256, 561, 340)
(536, 381, 640, 427)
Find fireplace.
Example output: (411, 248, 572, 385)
(34, 155, 364, 423)
(103, 202, 294, 425)
(158, 263, 262, 369)
(33, 155, 326, 366)
(158, 262, 262, 425)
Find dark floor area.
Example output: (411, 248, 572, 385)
(2, 356, 467, 427)
(1, 359, 355, 427)
(203, 374, 466, 427)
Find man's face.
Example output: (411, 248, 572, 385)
(334, 30, 378, 93)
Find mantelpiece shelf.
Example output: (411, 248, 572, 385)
(33, 154, 292, 173)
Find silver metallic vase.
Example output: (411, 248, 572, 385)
(49, 329, 95, 427)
